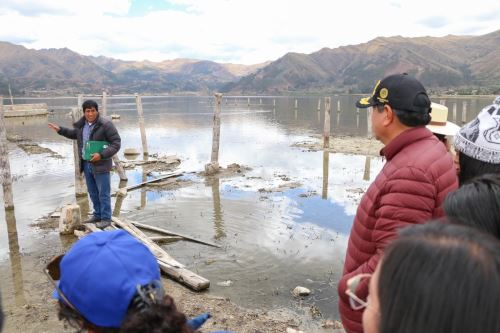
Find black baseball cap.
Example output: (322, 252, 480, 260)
(356, 73, 431, 113)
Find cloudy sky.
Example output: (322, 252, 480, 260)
(0, 0, 499, 64)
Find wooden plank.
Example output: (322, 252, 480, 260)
(112, 217, 210, 291)
(124, 171, 182, 191)
(131, 220, 220, 248)
(149, 236, 183, 243)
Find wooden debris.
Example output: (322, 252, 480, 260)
(124, 171, 182, 191)
(112, 217, 210, 291)
(131, 220, 220, 248)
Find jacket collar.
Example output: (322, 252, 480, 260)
(380, 127, 434, 161)
(74, 114, 101, 129)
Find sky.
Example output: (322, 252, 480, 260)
(0, 0, 499, 65)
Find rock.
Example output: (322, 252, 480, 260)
(216, 280, 233, 287)
(286, 328, 304, 333)
(204, 162, 220, 175)
(59, 204, 81, 235)
(50, 211, 61, 218)
(292, 286, 311, 297)
(124, 148, 140, 155)
(322, 319, 343, 329)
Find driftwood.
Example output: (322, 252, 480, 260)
(112, 217, 210, 291)
(149, 236, 183, 243)
(124, 171, 182, 191)
(131, 220, 220, 248)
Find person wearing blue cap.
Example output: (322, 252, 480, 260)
(45, 230, 232, 333)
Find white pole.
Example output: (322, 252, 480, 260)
(0, 97, 14, 209)
(323, 97, 331, 149)
(135, 94, 149, 155)
(205, 93, 223, 175)
(72, 107, 88, 197)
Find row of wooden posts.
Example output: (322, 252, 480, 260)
(0, 93, 472, 211)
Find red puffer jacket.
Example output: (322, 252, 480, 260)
(338, 127, 458, 333)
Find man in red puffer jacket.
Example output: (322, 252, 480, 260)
(337, 74, 458, 333)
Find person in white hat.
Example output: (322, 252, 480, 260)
(426, 102, 461, 175)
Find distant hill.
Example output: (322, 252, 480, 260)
(225, 30, 500, 94)
(0, 29, 499, 96)
(0, 42, 267, 95)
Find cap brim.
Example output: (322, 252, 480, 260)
(356, 96, 376, 108)
(427, 122, 461, 136)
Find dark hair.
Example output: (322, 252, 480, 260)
(82, 100, 99, 112)
(444, 173, 500, 239)
(375, 105, 431, 127)
(377, 222, 500, 333)
(458, 152, 500, 185)
(58, 294, 194, 333)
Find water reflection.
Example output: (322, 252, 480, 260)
(5, 209, 26, 306)
(322, 151, 329, 199)
(205, 176, 226, 239)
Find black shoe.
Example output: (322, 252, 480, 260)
(84, 216, 101, 224)
(95, 220, 111, 229)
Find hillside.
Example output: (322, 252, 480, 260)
(226, 30, 500, 94)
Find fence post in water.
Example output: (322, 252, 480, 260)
(247, 97, 250, 106)
(0, 97, 14, 210)
(273, 99, 276, 108)
(101, 92, 127, 181)
(205, 93, 223, 175)
(135, 94, 149, 155)
(367, 107, 373, 138)
(337, 100, 341, 112)
(452, 103, 457, 122)
(294, 99, 298, 109)
(323, 97, 331, 149)
(71, 107, 88, 197)
(77, 94, 83, 108)
(259, 98, 262, 105)
(462, 102, 467, 124)
(363, 156, 371, 181)
(317, 98, 321, 111)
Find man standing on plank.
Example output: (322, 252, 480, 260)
(49, 99, 121, 229)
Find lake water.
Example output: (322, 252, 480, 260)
(0, 95, 494, 330)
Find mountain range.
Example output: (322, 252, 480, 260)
(0, 29, 499, 96)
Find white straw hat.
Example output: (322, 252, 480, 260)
(426, 102, 461, 136)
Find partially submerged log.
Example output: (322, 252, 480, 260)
(112, 217, 210, 291)
(131, 220, 220, 248)
(124, 171, 182, 191)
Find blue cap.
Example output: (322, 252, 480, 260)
(53, 230, 160, 328)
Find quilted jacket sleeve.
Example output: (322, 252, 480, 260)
(339, 165, 436, 301)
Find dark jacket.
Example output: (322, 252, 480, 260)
(58, 114, 121, 174)
(338, 127, 458, 333)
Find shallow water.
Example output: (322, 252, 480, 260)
(0, 95, 492, 330)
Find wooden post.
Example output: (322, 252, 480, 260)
(462, 102, 467, 124)
(77, 94, 83, 109)
(317, 98, 321, 111)
(273, 99, 276, 107)
(247, 97, 250, 106)
(323, 97, 331, 149)
(0, 97, 14, 209)
(102, 91, 108, 115)
(363, 156, 371, 181)
(205, 93, 222, 175)
(452, 103, 457, 122)
(337, 100, 341, 112)
(102, 92, 127, 181)
(356, 112, 360, 129)
(336, 111, 340, 128)
(135, 94, 149, 155)
(8, 84, 14, 105)
(5, 210, 26, 305)
(322, 150, 329, 199)
(72, 107, 88, 197)
(259, 98, 262, 105)
(367, 107, 373, 138)
(294, 99, 298, 109)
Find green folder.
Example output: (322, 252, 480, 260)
(83, 140, 109, 160)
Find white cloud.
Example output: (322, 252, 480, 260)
(0, 0, 499, 64)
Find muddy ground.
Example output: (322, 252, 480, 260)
(2, 137, 377, 332)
